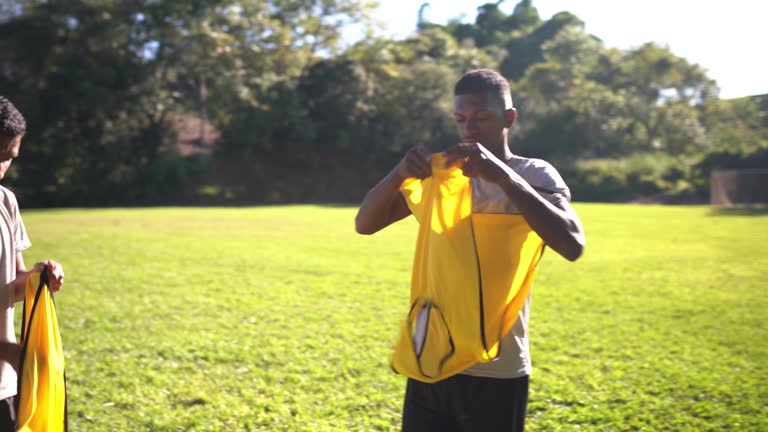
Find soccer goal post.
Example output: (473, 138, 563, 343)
(710, 169, 768, 207)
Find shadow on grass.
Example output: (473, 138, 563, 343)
(708, 206, 768, 217)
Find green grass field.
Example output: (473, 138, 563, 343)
(18, 204, 767, 431)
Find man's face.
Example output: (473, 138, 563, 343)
(0, 135, 21, 180)
(453, 92, 508, 150)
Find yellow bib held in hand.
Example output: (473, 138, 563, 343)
(16, 270, 67, 432)
(391, 154, 545, 383)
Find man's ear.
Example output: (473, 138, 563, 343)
(504, 108, 517, 127)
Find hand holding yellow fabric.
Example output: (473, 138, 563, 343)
(17, 270, 67, 432)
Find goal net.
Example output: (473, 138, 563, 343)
(710, 169, 768, 207)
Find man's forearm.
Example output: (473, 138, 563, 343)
(0, 274, 27, 309)
(0, 341, 20, 371)
(500, 175, 585, 261)
(15, 252, 28, 302)
(355, 169, 408, 235)
(11, 270, 29, 303)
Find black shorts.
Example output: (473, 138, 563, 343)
(402, 374, 529, 432)
(0, 396, 16, 432)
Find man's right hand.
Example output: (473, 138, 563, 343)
(356, 146, 430, 235)
(32, 260, 65, 292)
(395, 145, 432, 181)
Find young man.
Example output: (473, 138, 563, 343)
(0, 96, 65, 430)
(355, 69, 585, 431)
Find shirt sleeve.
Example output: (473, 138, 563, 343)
(10, 193, 31, 254)
(523, 159, 572, 205)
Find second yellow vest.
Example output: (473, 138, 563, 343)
(16, 271, 67, 432)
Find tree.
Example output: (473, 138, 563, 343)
(344, 27, 489, 162)
(499, 10, 583, 81)
(617, 43, 717, 154)
(0, 0, 753, 204)
(0, 1, 169, 205)
(298, 58, 374, 151)
(700, 95, 768, 152)
(512, 26, 625, 159)
(0, 0, 376, 205)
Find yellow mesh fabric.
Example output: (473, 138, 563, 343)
(392, 154, 545, 383)
(17, 272, 66, 432)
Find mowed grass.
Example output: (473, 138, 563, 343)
(17, 204, 767, 431)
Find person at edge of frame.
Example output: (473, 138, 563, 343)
(0, 96, 65, 431)
(355, 68, 586, 432)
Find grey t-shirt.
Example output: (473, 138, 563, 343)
(461, 155, 570, 378)
(0, 185, 31, 399)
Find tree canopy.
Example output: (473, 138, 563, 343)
(0, 0, 764, 206)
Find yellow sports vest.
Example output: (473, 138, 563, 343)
(17, 271, 67, 432)
(392, 154, 545, 383)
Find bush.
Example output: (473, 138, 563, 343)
(563, 153, 689, 202)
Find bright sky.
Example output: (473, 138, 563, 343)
(362, 0, 768, 99)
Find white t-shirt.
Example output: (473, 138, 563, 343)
(461, 155, 570, 378)
(0, 185, 31, 399)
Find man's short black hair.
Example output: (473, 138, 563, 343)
(454, 69, 514, 109)
(0, 96, 26, 138)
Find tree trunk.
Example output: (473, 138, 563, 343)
(199, 74, 207, 146)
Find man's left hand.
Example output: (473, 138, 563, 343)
(32, 260, 65, 292)
(443, 142, 512, 185)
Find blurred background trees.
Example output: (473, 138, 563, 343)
(0, 0, 764, 206)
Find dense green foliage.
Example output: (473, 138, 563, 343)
(19, 205, 768, 430)
(0, 1, 765, 205)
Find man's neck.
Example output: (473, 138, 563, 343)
(487, 129, 513, 160)
(489, 142, 513, 161)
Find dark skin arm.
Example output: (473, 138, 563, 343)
(0, 342, 20, 371)
(444, 143, 585, 261)
(355, 146, 432, 235)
